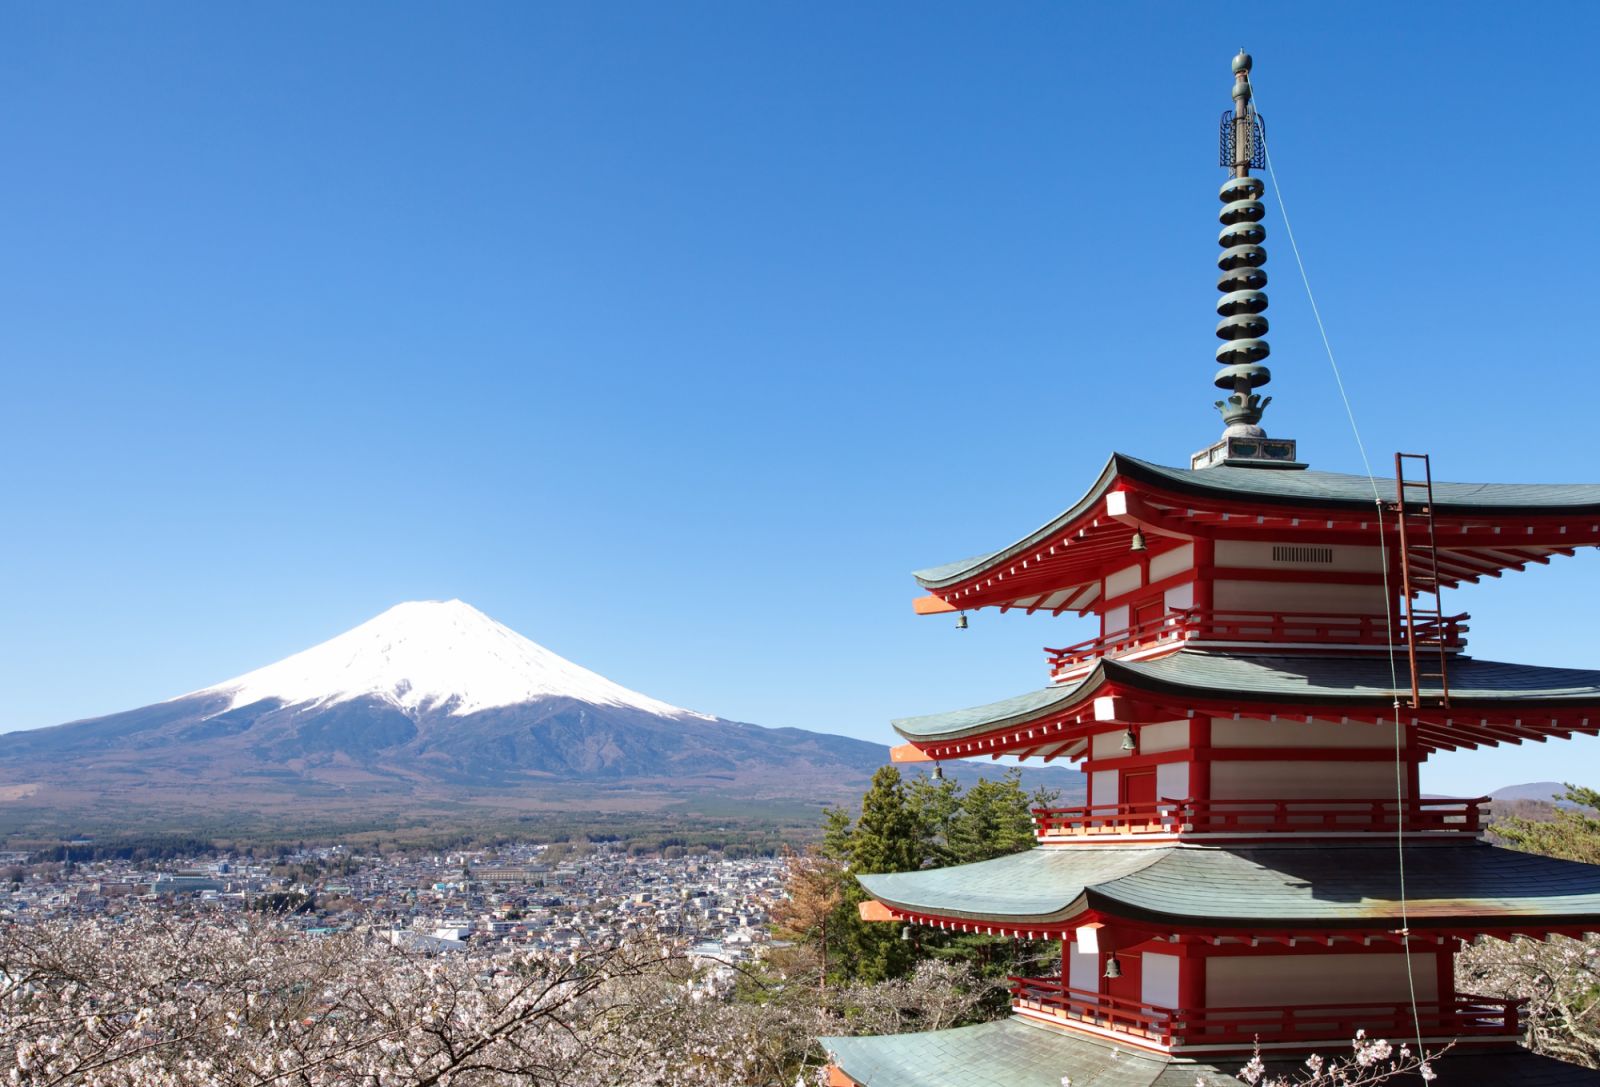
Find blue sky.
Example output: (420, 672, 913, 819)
(2, 2, 1597, 797)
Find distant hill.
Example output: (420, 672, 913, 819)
(1491, 782, 1574, 806)
(0, 600, 1084, 835)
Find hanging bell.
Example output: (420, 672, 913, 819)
(955, 613, 969, 630)
(901, 925, 914, 942)
(1104, 955, 1122, 979)
(1120, 728, 1138, 753)
(1130, 530, 1148, 553)
(932, 764, 944, 781)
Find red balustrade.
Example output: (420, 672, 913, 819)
(1008, 975, 1522, 1049)
(1044, 609, 1468, 680)
(1030, 801, 1185, 836)
(1031, 796, 1487, 840)
(1007, 977, 1177, 1044)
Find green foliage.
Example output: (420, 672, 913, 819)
(834, 767, 924, 983)
(944, 770, 1052, 865)
(1494, 784, 1600, 864)
(32, 835, 217, 864)
(806, 766, 1053, 989)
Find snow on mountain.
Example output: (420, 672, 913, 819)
(182, 600, 716, 721)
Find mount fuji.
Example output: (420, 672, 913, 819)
(0, 601, 896, 820)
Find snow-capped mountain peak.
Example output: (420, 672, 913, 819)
(184, 600, 715, 721)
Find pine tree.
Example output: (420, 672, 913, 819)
(906, 771, 963, 867)
(946, 769, 1042, 864)
(832, 766, 926, 983)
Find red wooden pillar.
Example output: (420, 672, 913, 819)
(1193, 540, 1215, 616)
(1179, 947, 1206, 1012)
(1190, 718, 1212, 814)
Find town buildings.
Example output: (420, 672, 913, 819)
(0, 842, 782, 964)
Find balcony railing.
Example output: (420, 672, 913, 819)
(1008, 975, 1522, 1049)
(1044, 609, 1468, 680)
(1030, 796, 1488, 840)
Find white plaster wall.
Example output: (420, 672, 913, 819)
(1068, 941, 1099, 995)
(1104, 604, 1130, 635)
(1212, 580, 1388, 616)
(1142, 952, 1181, 1008)
(1150, 544, 1196, 582)
(1090, 770, 1118, 808)
(1062, 941, 1100, 998)
(1156, 761, 1190, 801)
(1141, 721, 1190, 754)
(1207, 953, 1436, 1007)
(1210, 761, 1403, 800)
(1215, 540, 1384, 573)
(1212, 719, 1402, 750)
(1165, 582, 1195, 611)
(1092, 732, 1126, 760)
(1106, 564, 1144, 600)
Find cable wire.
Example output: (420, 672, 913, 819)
(1253, 85, 1428, 1057)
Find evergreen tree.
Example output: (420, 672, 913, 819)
(833, 767, 926, 983)
(905, 771, 962, 867)
(818, 806, 854, 863)
(946, 769, 1046, 864)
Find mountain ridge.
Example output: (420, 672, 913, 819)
(0, 601, 1086, 830)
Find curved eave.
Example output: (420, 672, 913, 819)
(912, 452, 1600, 600)
(892, 651, 1600, 757)
(856, 844, 1600, 933)
(913, 453, 1126, 591)
(857, 847, 1163, 927)
(891, 664, 1109, 745)
(1124, 456, 1600, 519)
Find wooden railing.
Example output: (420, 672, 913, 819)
(1044, 609, 1468, 679)
(1008, 975, 1522, 1048)
(1044, 611, 1190, 675)
(1030, 796, 1488, 839)
(1008, 977, 1176, 1043)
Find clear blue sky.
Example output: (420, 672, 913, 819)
(2, 2, 1597, 798)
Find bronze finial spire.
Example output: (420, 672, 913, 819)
(1214, 50, 1271, 436)
(1192, 51, 1303, 470)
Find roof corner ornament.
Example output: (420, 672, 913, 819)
(1193, 51, 1304, 472)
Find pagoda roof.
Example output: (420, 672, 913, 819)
(913, 452, 1600, 602)
(892, 650, 1600, 753)
(823, 1017, 1235, 1087)
(822, 1017, 1599, 1087)
(856, 842, 1600, 932)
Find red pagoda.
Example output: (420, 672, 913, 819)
(821, 52, 1600, 1087)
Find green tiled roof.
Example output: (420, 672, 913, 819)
(891, 651, 1600, 743)
(1129, 456, 1600, 514)
(858, 843, 1600, 930)
(860, 848, 1164, 924)
(821, 1017, 1600, 1087)
(1119, 652, 1600, 705)
(822, 1017, 1216, 1087)
(913, 452, 1600, 589)
(892, 683, 1088, 742)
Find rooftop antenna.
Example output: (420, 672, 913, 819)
(1192, 51, 1304, 471)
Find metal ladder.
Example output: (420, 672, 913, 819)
(1394, 453, 1450, 709)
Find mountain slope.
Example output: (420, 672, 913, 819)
(0, 601, 889, 813)
(0, 601, 1087, 830)
(185, 600, 716, 722)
